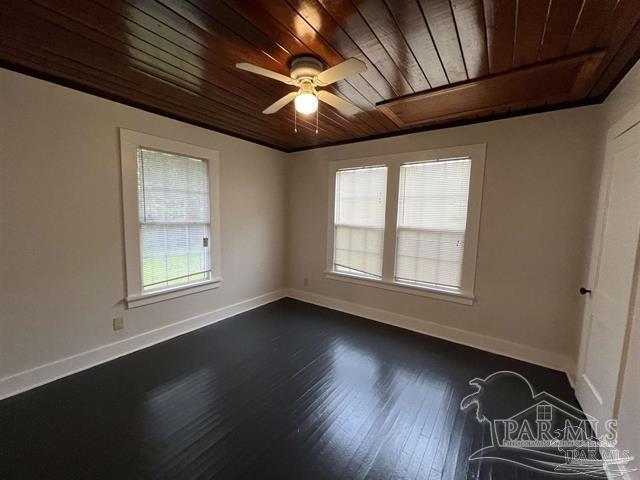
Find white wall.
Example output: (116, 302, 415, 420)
(602, 61, 640, 129)
(0, 69, 287, 388)
(286, 106, 602, 372)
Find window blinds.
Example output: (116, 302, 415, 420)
(334, 166, 387, 278)
(137, 148, 211, 291)
(395, 158, 471, 289)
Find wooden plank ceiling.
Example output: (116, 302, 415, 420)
(1, 0, 639, 152)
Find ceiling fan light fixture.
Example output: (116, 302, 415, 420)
(236, 56, 366, 120)
(294, 92, 318, 115)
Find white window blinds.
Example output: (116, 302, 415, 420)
(395, 158, 471, 289)
(333, 166, 387, 278)
(137, 148, 211, 291)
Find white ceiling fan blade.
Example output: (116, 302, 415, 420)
(263, 91, 298, 114)
(317, 90, 361, 115)
(316, 58, 367, 86)
(236, 62, 296, 85)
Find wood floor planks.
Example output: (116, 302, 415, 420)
(0, 298, 579, 479)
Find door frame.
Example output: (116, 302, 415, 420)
(576, 100, 640, 419)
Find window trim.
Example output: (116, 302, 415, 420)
(119, 129, 222, 308)
(326, 144, 486, 304)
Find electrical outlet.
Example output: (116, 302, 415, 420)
(303, 277, 309, 287)
(113, 317, 124, 331)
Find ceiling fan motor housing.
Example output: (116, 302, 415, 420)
(290, 56, 323, 82)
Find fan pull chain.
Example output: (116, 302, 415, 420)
(315, 102, 319, 134)
(294, 105, 297, 133)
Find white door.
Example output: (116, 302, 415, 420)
(576, 119, 640, 426)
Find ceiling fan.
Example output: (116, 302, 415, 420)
(235, 56, 367, 125)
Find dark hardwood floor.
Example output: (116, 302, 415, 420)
(0, 298, 579, 479)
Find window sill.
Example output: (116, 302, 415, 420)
(126, 277, 222, 308)
(323, 271, 474, 305)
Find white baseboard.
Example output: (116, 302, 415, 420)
(286, 289, 573, 375)
(0, 289, 286, 401)
(606, 463, 634, 480)
(580, 372, 604, 405)
(1, 288, 574, 401)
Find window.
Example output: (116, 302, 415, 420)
(120, 130, 221, 308)
(395, 159, 471, 290)
(137, 148, 211, 291)
(537, 404, 553, 422)
(326, 145, 485, 304)
(333, 166, 387, 279)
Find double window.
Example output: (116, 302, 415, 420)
(327, 144, 485, 304)
(120, 130, 221, 308)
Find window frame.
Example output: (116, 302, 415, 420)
(120, 129, 222, 308)
(326, 144, 486, 305)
